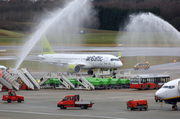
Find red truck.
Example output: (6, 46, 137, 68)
(57, 95, 94, 109)
(2, 90, 24, 103)
(127, 99, 148, 111)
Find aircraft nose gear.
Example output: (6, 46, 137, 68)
(172, 105, 178, 110)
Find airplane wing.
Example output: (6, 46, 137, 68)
(0, 55, 86, 66)
(26, 56, 86, 67)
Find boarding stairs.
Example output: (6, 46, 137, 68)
(68, 74, 94, 90)
(39, 72, 75, 89)
(21, 68, 40, 89)
(16, 69, 34, 90)
(57, 76, 70, 89)
(2, 70, 19, 90)
(59, 75, 75, 89)
(77, 75, 95, 90)
(39, 72, 51, 86)
(40, 72, 95, 90)
(0, 77, 13, 90)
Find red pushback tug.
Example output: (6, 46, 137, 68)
(127, 99, 148, 111)
(57, 95, 94, 109)
(2, 90, 24, 103)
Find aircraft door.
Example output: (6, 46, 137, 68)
(104, 57, 108, 65)
(178, 81, 180, 91)
(81, 57, 83, 62)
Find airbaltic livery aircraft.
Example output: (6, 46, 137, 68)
(155, 79, 180, 110)
(38, 37, 123, 74)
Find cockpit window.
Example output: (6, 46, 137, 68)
(110, 59, 120, 61)
(163, 86, 168, 88)
(163, 85, 175, 89)
(169, 85, 175, 89)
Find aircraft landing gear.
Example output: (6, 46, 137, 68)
(172, 105, 178, 110)
(87, 70, 93, 75)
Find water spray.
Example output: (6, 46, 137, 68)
(15, 0, 94, 69)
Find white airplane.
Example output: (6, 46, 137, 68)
(37, 36, 123, 74)
(155, 79, 180, 110)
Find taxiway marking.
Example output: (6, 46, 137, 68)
(0, 110, 126, 119)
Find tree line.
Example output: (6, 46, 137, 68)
(0, 0, 180, 31)
(95, 6, 160, 31)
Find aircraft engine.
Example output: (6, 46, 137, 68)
(67, 64, 81, 73)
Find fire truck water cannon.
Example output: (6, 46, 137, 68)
(2, 90, 24, 103)
(57, 95, 94, 109)
(126, 99, 148, 111)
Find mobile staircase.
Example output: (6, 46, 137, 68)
(9, 68, 40, 90)
(57, 75, 75, 89)
(67, 74, 95, 90)
(39, 72, 51, 86)
(21, 68, 40, 90)
(40, 72, 94, 90)
(15, 69, 34, 90)
(76, 75, 95, 90)
(2, 70, 19, 90)
(0, 77, 13, 90)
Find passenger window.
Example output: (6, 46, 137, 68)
(63, 97, 69, 101)
(70, 96, 74, 100)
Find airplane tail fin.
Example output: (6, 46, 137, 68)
(41, 36, 56, 54)
(118, 52, 121, 58)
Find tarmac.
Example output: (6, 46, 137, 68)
(0, 89, 180, 119)
(1, 55, 180, 119)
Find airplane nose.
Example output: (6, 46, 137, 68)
(155, 89, 165, 99)
(119, 61, 123, 67)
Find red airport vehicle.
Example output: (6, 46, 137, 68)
(130, 75, 170, 90)
(155, 95, 162, 102)
(19, 84, 32, 90)
(127, 99, 148, 111)
(2, 90, 24, 103)
(57, 95, 94, 109)
(1, 85, 9, 91)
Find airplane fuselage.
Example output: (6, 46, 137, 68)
(38, 53, 123, 69)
